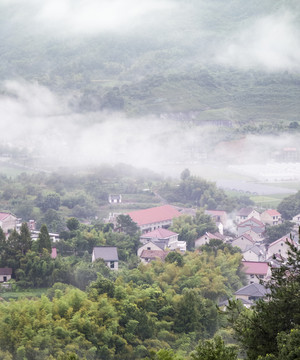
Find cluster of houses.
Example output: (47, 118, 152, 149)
(1, 203, 299, 307)
(195, 207, 300, 307)
(94, 204, 300, 307)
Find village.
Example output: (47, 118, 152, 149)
(0, 196, 298, 309)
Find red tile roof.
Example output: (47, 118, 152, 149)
(141, 228, 178, 239)
(236, 233, 255, 242)
(242, 261, 269, 275)
(238, 217, 265, 228)
(0, 212, 11, 221)
(264, 209, 281, 216)
(128, 205, 181, 226)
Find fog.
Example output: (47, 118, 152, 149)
(1, 80, 300, 189)
(217, 12, 300, 71)
(0, 1, 300, 184)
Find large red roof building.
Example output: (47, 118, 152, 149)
(128, 205, 181, 233)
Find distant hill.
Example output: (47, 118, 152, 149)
(0, 0, 300, 130)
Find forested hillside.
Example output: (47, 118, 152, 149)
(0, 0, 300, 128)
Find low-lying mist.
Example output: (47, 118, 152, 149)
(1, 80, 300, 186)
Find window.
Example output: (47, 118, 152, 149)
(147, 247, 151, 250)
(110, 261, 115, 269)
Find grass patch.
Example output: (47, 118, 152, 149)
(0, 288, 48, 301)
(250, 194, 286, 209)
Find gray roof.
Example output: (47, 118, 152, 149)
(243, 245, 263, 256)
(235, 283, 270, 297)
(237, 207, 254, 216)
(92, 247, 118, 261)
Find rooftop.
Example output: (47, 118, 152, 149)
(242, 261, 269, 275)
(92, 246, 118, 261)
(263, 209, 281, 216)
(140, 250, 168, 261)
(235, 283, 270, 297)
(141, 228, 178, 239)
(128, 205, 181, 226)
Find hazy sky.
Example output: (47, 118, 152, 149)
(2, 0, 299, 71)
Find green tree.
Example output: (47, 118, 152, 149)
(19, 222, 32, 255)
(66, 217, 80, 231)
(180, 168, 190, 181)
(171, 211, 217, 250)
(116, 214, 140, 237)
(37, 224, 52, 253)
(40, 192, 61, 211)
(165, 251, 184, 266)
(277, 191, 300, 220)
(190, 336, 237, 360)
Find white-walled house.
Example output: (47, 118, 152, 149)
(140, 228, 178, 246)
(266, 235, 295, 260)
(292, 213, 300, 225)
(242, 261, 270, 284)
(140, 228, 186, 252)
(236, 208, 261, 224)
(140, 250, 168, 263)
(242, 245, 265, 262)
(0, 268, 12, 282)
(137, 241, 164, 257)
(231, 233, 255, 252)
(0, 212, 17, 235)
(237, 217, 265, 239)
(261, 209, 282, 226)
(195, 232, 224, 248)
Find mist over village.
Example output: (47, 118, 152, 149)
(0, 1, 300, 359)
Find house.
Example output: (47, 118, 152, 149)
(237, 217, 265, 238)
(140, 228, 178, 246)
(242, 245, 266, 262)
(92, 246, 119, 270)
(242, 229, 265, 243)
(205, 210, 227, 226)
(231, 233, 255, 252)
(292, 213, 300, 225)
(108, 194, 122, 204)
(0, 212, 17, 235)
(0, 268, 12, 282)
(234, 283, 270, 306)
(140, 250, 168, 263)
(128, 205, 181, 233)
(137, 241, 165, 256)
(220, 283, 271, 309)
(242, 261, 270, 284)
(31, 231, 60, 243)
(266, 235, 295, 260)
(260, 209, 282, 226)
(195, 232, 224, 248)
(139, 228, 186, 252)
(236, 208, 261, 224)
